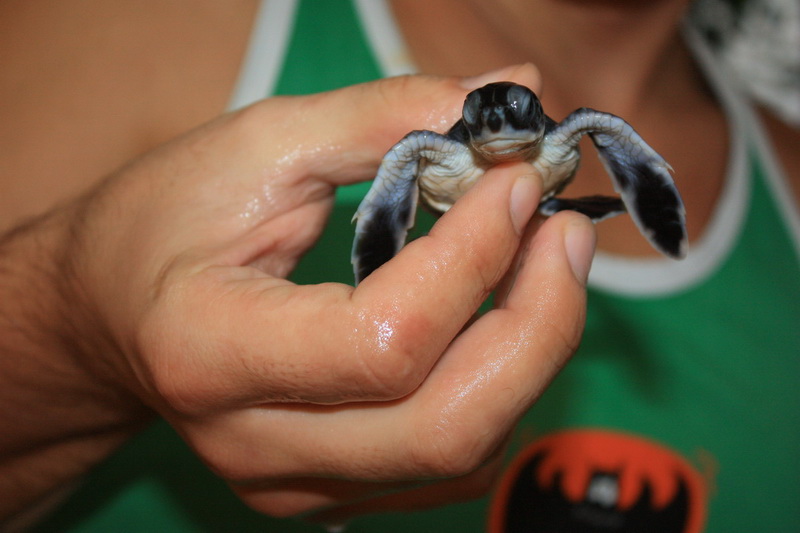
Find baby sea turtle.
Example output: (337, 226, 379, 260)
(352, 82, 687, 284)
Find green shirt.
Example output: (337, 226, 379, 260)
(36, 1, 799, 531)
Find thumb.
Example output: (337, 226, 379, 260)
(353, 162, 544, 366)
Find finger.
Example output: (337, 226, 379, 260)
(423, 210, 596, 417)
(376, 212, 594, 477)
(182, 65, 544, 270)
(219, 64, 543, 263)
(231, 477, 424, 519)
(226, 451, 504, 521)
(266, 63, 543, 186)
(177, 211, 595, 483)
(104, 64, 543, 268)
(346, 162, 543, 391)
(306, 447, 506, 526)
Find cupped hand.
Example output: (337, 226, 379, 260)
(67, 64, 596, 519)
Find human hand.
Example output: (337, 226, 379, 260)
(2, 64, 596, 522)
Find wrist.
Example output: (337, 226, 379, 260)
(0, 205, 152, 521)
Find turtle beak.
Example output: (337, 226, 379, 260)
(472, 138, 541, 161)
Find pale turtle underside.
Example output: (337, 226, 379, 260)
(352, 82, 687, 284)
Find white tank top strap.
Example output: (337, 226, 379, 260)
(353, 0, 415, 77)
(588, 26, 752, 296)
(226, 0, 299, 110)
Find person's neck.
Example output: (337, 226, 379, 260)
(390, 0, 696, 119)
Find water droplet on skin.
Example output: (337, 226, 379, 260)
(239, 197, 262, 221)
(375, 319, 395, 353)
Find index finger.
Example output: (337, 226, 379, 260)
(267, 63, 543, 186)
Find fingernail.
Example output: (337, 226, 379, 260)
(564, 217, 596, 285)
(510, 174, 540, 236)
(460, 65, 520, 90)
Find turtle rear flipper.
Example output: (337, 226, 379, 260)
(539, 195, 626, 222)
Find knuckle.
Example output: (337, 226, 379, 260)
(372, 74, 416, 107)
(148, 357, 211, 418)
(235, 96, 294, 131)
(135, 306, 183, 406)
(134, 282, 218, 417)
(136, 343, 201, 417)
(538, 294, 586, 368)
(228, 96, 307, 154)
(352, 75, 460, 143)
(358, 353, 422, 400)
(408, 423, 496, 479)
(430, 217, 510, 300)
(351, 308, 437, 399)
(468, 238, 505, 295)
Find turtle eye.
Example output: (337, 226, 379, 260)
(462, 90, 482, 131)
(507, 85, 531, 119)
(506, 84, 542, 130)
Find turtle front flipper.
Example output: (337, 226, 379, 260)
(550, 109, 688, 259)
(539, 195, 626, 222)
(352, 130, 465, 284)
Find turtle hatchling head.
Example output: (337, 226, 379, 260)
(462, 82, 545, 161)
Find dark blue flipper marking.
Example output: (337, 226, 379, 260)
(547, 109, 686, 258)
(590, 130, 687, 258)
(352, 193, 417, 284)
(352, 132, 430, 284)
(539, 195, 626, 221)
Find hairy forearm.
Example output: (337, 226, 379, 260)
(0, 206, 152, 522)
